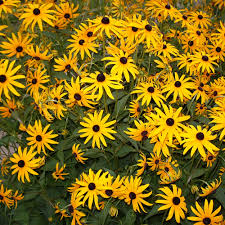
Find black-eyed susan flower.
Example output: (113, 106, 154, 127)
(11, 190, 24, 208)
(149, 104, 190, 144)
(202, 151, 218, 167)
(91, 16, 122, 38)
(19, 3, 55, 31)
(0, 0, 20, 16)
(65, 77, 96, 108)
(54, 203, 69, 220)
(1, 158, 10, 176)
(52, 162, 69, 181)
(188, 199, 223, 225)
(199, 178, 221, 197)
(159, 169, 181, 185)
(81, 71, 123, 101)
(100, 174, 124, 199)
(162, 72, 194, 103)
(67, 34, 98, 60)
(27, 45, 53, 62)
(189, 11, 211, 29)
(196, 103, 207, 115)
(26, 65, 50, 96)
(132, 81, 165, 106)
(49, 85, 67, 120)
(148, 153, 162, 171)
(128, 100, 141, 118)
(156, 184, 187, 223)
(54, 52, 77, 73)
(75, 169, 107, 210)
(136, 152, 148, 176)
(182, 125, 219, 159)
(138, 19, 162, 48)
(79, 110, 116, 149)
(210, 111, 225, 140)
(0, 59, 25, 100)
(190, 51, 218, 73)
(10, 146, 40, 183)
(0, 184, 13, 208)
(70, 192, 86, 225)
(26, 120, 58, 155)
(120, 176, 152, 213)
(72, 144, 87, 164)
(103, 50, 139, 83)
(125, 120, 152, 141)
(0, 32, 32, 58)
(55, 2, 79, 24)
(0, 98, 17, 118)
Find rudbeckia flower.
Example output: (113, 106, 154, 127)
(156, 184, 187, 223)
(78, 110, 116, 149)
(188, 199, 223, 225)
(10, 146, 40, 183)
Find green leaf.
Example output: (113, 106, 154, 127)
(84, 149, 105, 158)
(191, 168, 205, 179)
(143, 204, 161, 221)
(43, 158, 57, 171)
(213, 186, 225, 209)
(113, 94, 129, 117)
(123, 209, 136, 225)
(116, 145, 136, 158)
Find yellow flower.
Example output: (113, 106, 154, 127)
(52, 162, 69, 181)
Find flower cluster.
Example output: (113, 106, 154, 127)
(0, 0, 225, 224)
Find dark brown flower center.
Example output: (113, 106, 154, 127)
(216, 47, 221, 52)
(137, 107, 141, 112)
(16, 46, 23, 52)
(145, 24, 152, 31)
(166, 118, 174, 126)
(101, 17, 110, 24)
(165, 167, 169, 172)
(213, 91, 218, 96)
(198, 15, 203, 19)
(54, 25, 59, 29)
(196, 132, 204, 140)
(188, 41, 194, 46)
(79, 39, 85, 45)
(196, 31, 201, 36)
(174, 81, 181, 87)
(183, 15, 187, 20)
(141, 130, 148, 136)
(129, 192, 136, 200)
(0, 195, 3, 200)
(68, 205, 74, 214)
(33, 56, 40, 60)
(32, 78, 37, 84)
(33, 8, 40, 15)
(64, 13, 70, 19)
(147, 86, 154, 93)
(208, 155, 213, 160)
(65, 64, 71, 70)
(54, 97, 58, 104)
(202, 56, 208, 61)
(172, 197, 180, 205)
(200, 82, 204, 87)
(36, 135, 42, 142)
(165, 4, 171, 9)
(88, 182, 96, 190)
(155, 159, 159, 164)
(105, 189, 113, 196)
(132, 27, 138, 32)
(0, 0, 3, 5)
(97, 73, 106, 82)
(163, 44, 167, 49)
(198, 86, 203, 91)
(18, 160, 25, 168)
(74, 93, 81, 100)
(0, 75, 6, 83)
(120, 57, 127, 64)
(92, 125, 100, 132)
(203, 217, 211, 225)
(87, 31, 93, 37)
